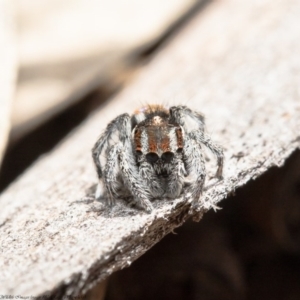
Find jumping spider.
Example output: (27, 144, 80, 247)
(92, 105, 224, 212)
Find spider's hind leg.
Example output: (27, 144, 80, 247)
(183, 135, 206, 209)
(117, 142, 154, 212)
(169, 105, 205, 130)
(169, 105, 223, 179)
(189, 130, 224, 179)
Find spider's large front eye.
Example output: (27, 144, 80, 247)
(161, 152, 174, 163)
(146, 152, 159, 164)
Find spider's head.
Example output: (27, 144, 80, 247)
(133, 112, 184, 169)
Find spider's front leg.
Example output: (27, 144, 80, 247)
(169, 105, 223, 179)
(102, 144, 123, 206)
(103, 142, 153, 212)
(118, 142, 154, 212)
(92, 113, 131, 180)
(92, 113, 132, 201)
(183, 135, 206, 210)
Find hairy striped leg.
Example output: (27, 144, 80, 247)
(183, 135, 206, 210)
(117, 142, 153, 212)
(169, 105, 205, 131)
(189, 130, 224, 179)
(92, 113, 131, 180)
(102, 144, 122, 206)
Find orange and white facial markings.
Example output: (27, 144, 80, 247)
(133, 105, 183, 156)
(134, 127, 143, 152)
(134, 121, 178, 155)
(147, 126, 159, 153)
(160, 128, 171, 153)
(175, 127, 184, 151)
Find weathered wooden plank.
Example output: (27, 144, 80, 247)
(0, 1, 16, 165)
(1, 0, 300, 297)
(11, 0, 200, 142)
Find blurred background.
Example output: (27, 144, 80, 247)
(1, 1, 300, 299)
(0, 0, 205, 190)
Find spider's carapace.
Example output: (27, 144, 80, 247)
(133, 105, 183, 165)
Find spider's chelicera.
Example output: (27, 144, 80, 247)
(92, 105, 224, 212)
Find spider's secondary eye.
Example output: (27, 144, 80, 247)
(161, 152, 174, 163)
(136, 150, 143, 156)
(146, 152, 159, 163)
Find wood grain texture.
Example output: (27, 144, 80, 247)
(1, 0, 300, 297)
(0, 1, 16, 165)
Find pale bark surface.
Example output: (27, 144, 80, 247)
(1, 0, 300, 297)
(0, 1, 16, 165)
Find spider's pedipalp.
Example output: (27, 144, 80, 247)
(165, 154, 186, 198)
(139, 161, 164, 198)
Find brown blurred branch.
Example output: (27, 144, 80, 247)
(11, 0, 200, 142)
(0, 1, 17, 165)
